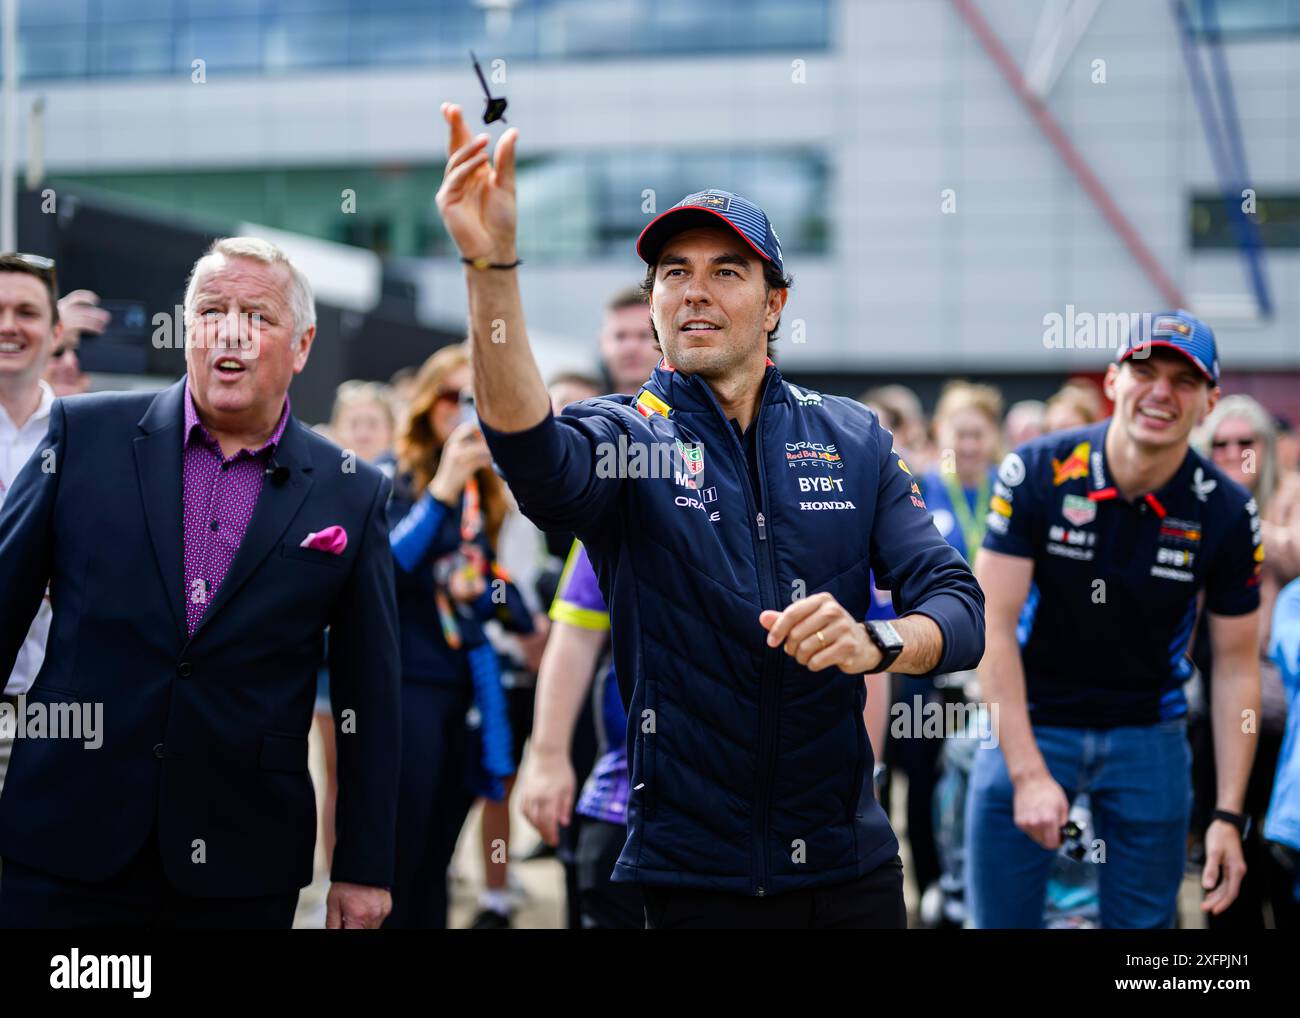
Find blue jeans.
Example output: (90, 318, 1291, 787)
(966, 720, 1191, 928)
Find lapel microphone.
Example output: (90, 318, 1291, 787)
(265, 459, 290, 487)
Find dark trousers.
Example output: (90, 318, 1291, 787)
(384, 680, 477, 929)
(642, 856, 906, 930)
(890, 674, 943, 892)
(558, 692, 599, 929)
(0, 828, 298, 929)
(575, 818, 643, 929)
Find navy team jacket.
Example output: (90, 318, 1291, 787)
(481, 360, 984, 895)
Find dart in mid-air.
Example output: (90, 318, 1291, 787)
(470, 51, 508, 125)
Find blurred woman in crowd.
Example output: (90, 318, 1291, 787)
(1191, 394, 1300, 927)
(466, 374, 604, 928)
(863, 383, 937, 474)
(905, 381, 1002, 924)
(309, 381, 398, 879)
(384, 343, 534, 928)
(1042, 379, 1105, 432)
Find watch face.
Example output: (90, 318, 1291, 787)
(876, 621, 904, 650)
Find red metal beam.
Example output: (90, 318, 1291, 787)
(950, 0, 1188, 308)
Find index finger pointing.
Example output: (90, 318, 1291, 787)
(443, 102, 471, 155)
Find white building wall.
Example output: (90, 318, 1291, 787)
(14, 0, 1300, 373)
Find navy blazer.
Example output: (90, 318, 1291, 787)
(0, 379, 401, 897)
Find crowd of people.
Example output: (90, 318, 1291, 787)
(273, 318, 1299, 930)
(0, 104, 1297, 929)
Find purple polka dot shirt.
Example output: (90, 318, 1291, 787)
(181, 384, 290, 636)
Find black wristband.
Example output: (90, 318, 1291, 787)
(1211, 809, 1251, 838)
(461, 256, 522, 271)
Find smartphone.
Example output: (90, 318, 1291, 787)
(458, 390, 478, 429)
(76, 299, 149, 373)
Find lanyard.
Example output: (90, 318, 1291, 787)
(940, 470, 990, 556)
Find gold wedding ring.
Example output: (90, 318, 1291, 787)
(816, 630, 826, 646)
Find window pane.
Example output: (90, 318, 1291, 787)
(18, 27, 90, 79)
(92, 23, 175, 76)
(18, 0, 90, 27)
(538, 0, 645, 58)
(177, 18, 263, 72)
(357, 12, 438, 66)
(99, 0, 178, 22)
(263, 15, 352, 69)
(1191, 193, 1300, 249)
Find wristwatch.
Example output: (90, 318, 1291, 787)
(1211, 809, 1252, 839)
(863, 620, 904, 673)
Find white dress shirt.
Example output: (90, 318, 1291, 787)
(0, 380, 56, 695)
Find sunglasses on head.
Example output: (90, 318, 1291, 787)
(1, 251, 56, 277)
(0, 251, 59, 305)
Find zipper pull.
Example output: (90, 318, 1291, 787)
(756, 511, 767, 541)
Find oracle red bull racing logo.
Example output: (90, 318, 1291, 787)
(785, 441, 843, 469)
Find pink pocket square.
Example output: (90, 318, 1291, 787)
(300, 525, 348, 555)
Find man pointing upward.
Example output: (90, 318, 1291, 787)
(435, 103, 984, 928)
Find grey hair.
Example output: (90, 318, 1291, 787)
(183, 236, 316, 342)
(330, 379, 396, 430)
(1195, 394, 1278, 508)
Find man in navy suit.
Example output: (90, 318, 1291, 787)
(0, 238, 401, 928)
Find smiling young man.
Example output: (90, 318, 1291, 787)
(0, 254, 61, 811)
(969, 312, 1261, 928)
(434, 104, 984, 928)
(0, 238, 400, 929)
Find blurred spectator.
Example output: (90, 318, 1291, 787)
(477, 487, 552, 925)
(310, 380, 398, 886)
(908, 381, 1002, 925)
(1198, 396, 1300, 630)
(1042, 379, 1105, 432)
(330, 380, 397, 465)
(1003, 399, 1045, 450)
(1189, 394, 1300, 927)
(863, 383, 937, 473)
(547, 371, 602, 416)
(46, 289, 107, 397)
(384, 343, 533, 928)
(388, 365, 419, 423)
(597, 286, 659, 394)
(1264, 576, 1300, 911)
(0, 253, 61, 815)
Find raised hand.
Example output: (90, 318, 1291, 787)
(434, 102, 519, 264)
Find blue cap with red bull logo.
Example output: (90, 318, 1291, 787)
(1116, 309, 1219, 385)
(636, 189, 784, 275)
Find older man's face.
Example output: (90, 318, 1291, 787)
(185, 256, 313, 428)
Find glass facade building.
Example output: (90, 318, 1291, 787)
(7, 0, 830, 80)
